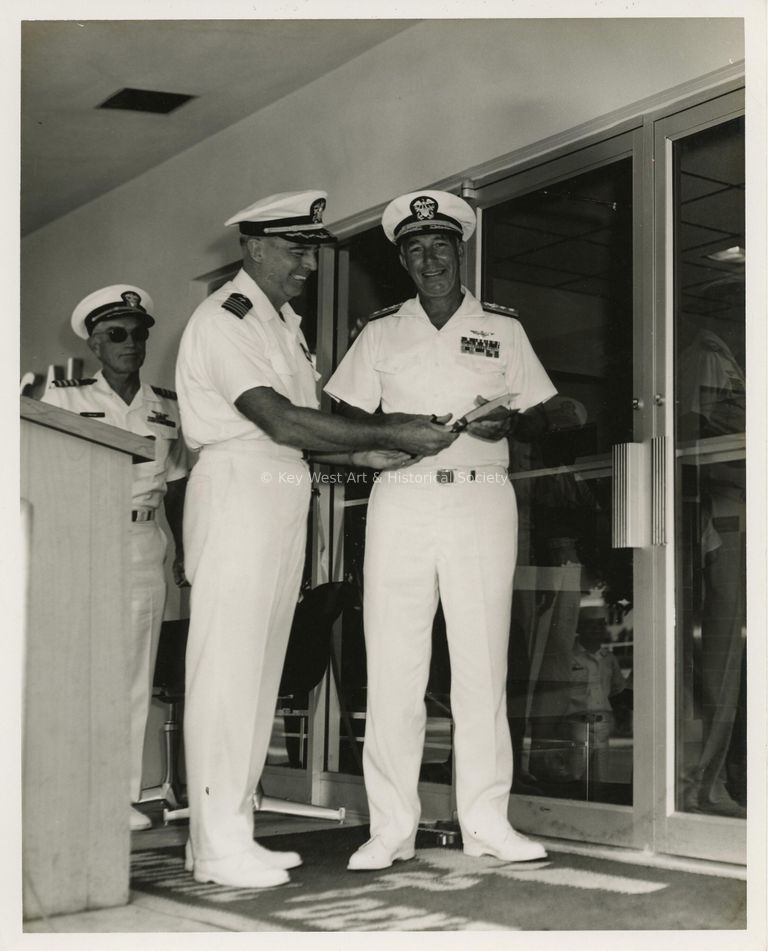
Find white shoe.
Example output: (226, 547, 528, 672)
(253, 839, 303, 869)
(130, 806, 152, 832)
(347, 837, 415, 871)
(463, 828, 548, 863)
(193, 850, 290, 889)
(185, 838, 301, 872)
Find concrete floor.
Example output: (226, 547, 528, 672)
(23, 811, 362, 934)
(21, 810, 746, 936)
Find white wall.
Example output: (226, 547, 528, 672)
(20, 18, 744, 386)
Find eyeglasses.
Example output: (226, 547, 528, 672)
(93, 326, 150, 343)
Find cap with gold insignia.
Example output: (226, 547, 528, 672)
(224, 190, 336, 244)
(71, 284, 155, 339)
(382, 190, 476, 245)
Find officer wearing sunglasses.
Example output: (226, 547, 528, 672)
(41, 284, 190, 834)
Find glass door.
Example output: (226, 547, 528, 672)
(305, 91, 749, 864)
(315, 226, 460, 822)
(653, 91, 746, 864)
(476, 131, 646, 848)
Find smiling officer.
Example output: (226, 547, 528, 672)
(175, 190, 456, 890)
(325, 190, 557, 871)
(41, 284, 189, 833)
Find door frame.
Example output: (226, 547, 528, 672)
(273, 74, 754, 866)
(651, 88, 747, 865)
(473, 128, 650, 851)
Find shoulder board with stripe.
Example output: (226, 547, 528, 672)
(481, 301, 519, 317)
(51, 378, 96, 388)
(368, 302, 403, 321)
(221, 292, 253, 319)
(151, 386, 177, 400)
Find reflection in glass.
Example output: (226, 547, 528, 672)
(484, 159, 635, 805)
(674, 117, 746, 819)
(328, 231, 455, 786)
(266, 504, 323, 770)
(328, 160, 637, 808)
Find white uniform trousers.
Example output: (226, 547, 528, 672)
(183, 445, 311, 863)
(129, 520, 168, 801)
(362, 466, 518, 849)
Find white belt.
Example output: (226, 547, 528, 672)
(378, 464, 509, 486)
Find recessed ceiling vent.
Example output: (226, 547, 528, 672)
(98, 88, 196, 115)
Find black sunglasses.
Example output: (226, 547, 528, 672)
(93, 326, 150, 343)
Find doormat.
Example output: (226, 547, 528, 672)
(130, 827, 746, 932)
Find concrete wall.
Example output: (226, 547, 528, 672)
(20, 18, 744, 387)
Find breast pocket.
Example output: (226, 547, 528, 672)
(452, 352, 509, 400)
(269, 353, 295, 378)
(374, 350, 422, 376)
(145, 417, 179, 441)
(373, 350, 425, 407)
(142, 426, 178, 469)
(570, 661, 589, 687)
(266, 352, 297, 399)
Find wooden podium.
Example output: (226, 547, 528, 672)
(20, 397, 155, 919)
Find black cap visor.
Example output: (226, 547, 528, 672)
(86, 306, 155, 336)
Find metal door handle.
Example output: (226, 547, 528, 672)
(651, 436, 666, 546)
(612, 442, 651, 548)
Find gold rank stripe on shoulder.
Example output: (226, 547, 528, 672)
(221, 292, 253, 319)
(481, 301, 519, 317)
(51, 378, 96, 388)
(368, 302, 403, 321)
(151, 385, 178, 400)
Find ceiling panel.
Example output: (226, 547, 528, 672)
(516, 237, 613, 277)
(20, 20, 414, 234)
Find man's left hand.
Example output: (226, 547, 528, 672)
(465, 396, 518, 441)
(172, 552, 189, 587)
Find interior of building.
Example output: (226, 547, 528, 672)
(14, 10, 766, 944)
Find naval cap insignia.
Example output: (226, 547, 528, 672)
(410, 195, 438, 221)
(121, 290, 141, 308)
(310, 198, 326, 223)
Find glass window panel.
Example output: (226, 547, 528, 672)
(483, 158, 635, 806)
(265, 505, 320, 771)
(674, 116, 746, 819)
(328, 160, 637, 807)
(326, 229, 454, 787)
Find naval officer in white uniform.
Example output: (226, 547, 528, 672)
(325, 191, 558, 870)
(42, 285, 188, 832)
(175, 190, 457, 889)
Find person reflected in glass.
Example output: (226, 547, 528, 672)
(559, 605, 629, 791)
(506, 396, 604, 785)
(678, 307, 746, 818)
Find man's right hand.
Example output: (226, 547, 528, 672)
(385, 413, 458, 456)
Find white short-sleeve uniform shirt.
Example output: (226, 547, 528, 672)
(41, 370, 188, 510)
(175, 269, 320, 457)
(325, 288, 556, 469)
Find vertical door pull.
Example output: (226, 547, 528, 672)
(651, 436, 667, 546)
(612, 442, 651, 548)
